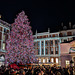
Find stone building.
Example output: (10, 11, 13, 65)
(34, 22, 75, 67)
(60, 41, 75, 68)
(0, 19, 10, 66)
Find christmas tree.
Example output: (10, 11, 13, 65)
(5, 11, 37, 64)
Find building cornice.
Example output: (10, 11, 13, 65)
(0, 19, 10, 28)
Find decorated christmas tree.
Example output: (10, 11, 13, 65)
(5, 11, 37, 64)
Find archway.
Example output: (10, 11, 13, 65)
(0, 54, 5, 66)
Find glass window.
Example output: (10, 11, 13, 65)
(63, 33, 66, 36)
(66, 60, 70, 65)
(41, 41, 44, 46)
(47, 59, 49, 63)
(39, 59, 41, 63)
(3, 35, 5, 41)
(55, 47, 57, 51)
(55, 40, 58, 44)
(42, 48, 44, 55)
(46, 48, 48, 54)
(51, 48, 53, 54)
(45, 41, 48, 46)
(56, 58, 58, 63)
(43, 59, 45, 63)
(55, 47, 58, 54)
(4, 28, 7, 32)
(2, 43, 5, 50)
(51, 40, 53, 45)
(51, 58, 54, 62)
(34, 42, 37, 47)
(38, 49, 40, 55)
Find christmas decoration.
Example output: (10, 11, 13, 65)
(5, 11, 37, 64)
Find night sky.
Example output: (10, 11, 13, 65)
(0, 0, 75, 34)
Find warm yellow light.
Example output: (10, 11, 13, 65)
(0, 15, 1, 18)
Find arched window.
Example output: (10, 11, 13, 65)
(56, 58, 58, 63)
(0, 55, 5, 62)
(51, 58, 54, 62)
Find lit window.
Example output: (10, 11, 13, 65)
(2, 43, 5, 50)
(3, 35, 5, 41)
(66, 60, 70, 65)
(56, 58, 58, 63)
(51, 58, 54, 62)
(39, 59, 41, 63)
(47, 59, 49, 63)
(43, 59, 45, 63)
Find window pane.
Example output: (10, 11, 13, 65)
(46, 48, 48, 54)
(55, 40, 58, 44)
(43, 59, 45, 63)
(39, 59, 41, 63)
(56, 58, 58, 63)
(51, 48, 53, 54)
(41, 41, 44, 46)
(4, 28, 7, 32)
(51, 58, 54, 62)
(38, 49, 40, 55)
(2, 43, 5, 50)
(3, 35, 5, 41)
(51, 40, 53, 45)
(42, 48, 44, 55)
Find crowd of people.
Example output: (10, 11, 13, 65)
(0, 65, 74, 75)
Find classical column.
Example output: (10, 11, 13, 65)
(44, 40, 45, 55)
(59, 57, 61, 66)
(40, 41, 41, 56)
(53, 40, 55, 55)
(59, 39, 61, 56)
(1, 31, 3, 50)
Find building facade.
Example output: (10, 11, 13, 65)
(0, 19, 75, 67)
(60, 41, 75, 68)
(0, 19, 10, 66)
(34, 30, 60, 66)
(34, 23, 75, 67)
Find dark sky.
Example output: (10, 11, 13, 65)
(0, 0, 75, 34)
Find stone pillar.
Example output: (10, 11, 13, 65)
(40, 41, 41, 56)
(53, 40, 55, 55)
(59, 57, 61, 66)
(44, 40, 45, 55)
